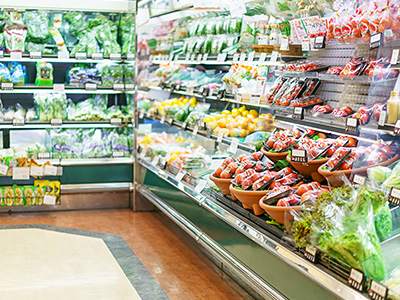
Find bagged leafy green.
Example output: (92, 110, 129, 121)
(49, 129, 80, 158)
(95, 22, 121, 55)
(23, 11, 50, 43)
(383, 160, 400, 188)
(8, 62, 25, 85)
(120, 15, 135, 55)
(368, 166, 392, 183)
(64, 12, 87, 37)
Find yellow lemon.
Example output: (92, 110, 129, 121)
(249, 109, 259, 117)
(239, 106, 246, 112)
(241, 110, 249, 117)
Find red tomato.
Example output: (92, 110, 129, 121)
(277, 199, 289, 207)
(341, 162, 352, 170)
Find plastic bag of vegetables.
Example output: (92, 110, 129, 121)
(23, 11, 50, 43)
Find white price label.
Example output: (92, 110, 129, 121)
(113, 83, 125, 91)
(0, 164, 8, 175)
(51, 119, 62, 126)
(125, 84, 134, 90)
(44, 165, 58, 176)
(30, 166, 44, 177)
(236, 93, 242, 102)
(228, 138, 239, 154)
(85, 83, 97, 91)
(151, 156, 159, 166)
(187, 86, 194, 95)
(353, 175, 366, 185)
(13, 119, 24, 126)
(92, 53, 103, 60)
(75, 52, 87, 59)
(176, 171, 186, 182)
(185, 53, 190, 61)
(302, 39, 310, 51)
(195, 180, 207, 193)
(139, 110, 145, 119)
(280, 36, 289, 51)
(58, 51, 69, 59)
(346, 117, 358, 127)
(44, 195, 57, 205)
(146, 111, 151, 118)
(191, 54, 196, 61)
(202, 53, 208, 62)
(259, 52, 266, 63)
(57, 166, 63, 176)
(38, 153, 50, 159)
(391, 187, 400, 198)
(1, 82, 13, 90)
(229, 0, 246, 17)
(233, 54, 239, 63)
(12, 167, 30, 180)
(193, 125, 199, 136)
(239, 53, 246, 62)
(217, 131, 224, 143)
(349, 268, 364, 284)
(113, 151, 124, 158)
(30, 51, 42, 59)
(160, 115, 166, 123)
(169, 54, 174, 61)
(250, 95, 260, 105)
(378, 111, 386, 126)
(197, 54, 202, 63)
(247, 51, 255, 62)
(139, 149, 146, 159)
(0, 50, 3, 58)
(306, 245, 317, 256)
(369, 280, 388, 299)
(391, 49, 399, 64)
(217, 53, 227, 62)
(53, 84, 65, 92)
(294, 107, 303, 114)
(110, 53, 122, 60)
(270, 51, 279, 63)
(110, 118, 122, 126)
(10, 51, 22, 60)
(127, 53, 135, 61)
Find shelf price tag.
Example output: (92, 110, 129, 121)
(229, 0, 246, 18)
(13, 119, 24, 126)
(44, 195, 57, 205)
(175, 171, 186, 182)
(195, 179, 207, 193)
(378, 110, 387, 126)
(187, 86, 194, 96)
(113, 83, 125, 91)
(345, 118, 359, 133)
(280, 36, 289, 51)
(192, 125, 199, 136)
(10, 51, 22, 60)
(0, 51, 4, 58)
(0, 164, 8, 175)
(190, 54, 196, 61)
(168, 118, 174, 126)
(110, 53, 121, 60)
(160, 115, 166, 124)
(53, 84, 65, 92)
(38, 153, 50, 159)
(391, 49, 399, 65)
(270, 51, 279, 63)
(217, 131, 224, 143)
(181, 122, 188, 130)
(44, 165, 58, 176)
(291, 149, 308, 163)
(228, 138, 239, 154)
(247, 51, 255, 62)
(185, 53, 190, 61)
(113, 151, 124, 158)
(389, 187, 400, 206)
(353, 174, 366, 187)
(12, 167, 30, 180)
(92, 53, 103, 60)
(160, 158, 168, 169)
(259, 52, 266, 64)
(139, 109, 145, 119)
(202, 53, 208, 62)
(239, 53, 246, 63)
(304, 245, 318, 263)
(348, 268, 365, 292)
(394, 120, 400, 135)
(125, 84, 134, 91)
(250, 95, 260, 105)
(51, 119, 62, 126)
(197, 54, 202, 63)
(217, 53, 227, 63)
(302, 39, 310, 51)
(1, 82, 13, 90)
(293, 107, 304, 120)
(30, 166, 44, 177)
(233, 54, 239, 63)
(368, 280, 388, 300)
(146, 111, 151, 118)
(216, 89, 225, 101)
(111, 118, 122, 126)
(369, 33, 382, 50)
(313, 36, 326, 49)
(58, 51, 69, 60)
(75, 52, 87, 60)
(151, 156, 159, 166)
(85, 83, 97, 91)
(169, 54, 174, 61)
(127, 53, 135, 61)
(30, 52, 42, 59)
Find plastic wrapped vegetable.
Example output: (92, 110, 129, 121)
(49, 27, 68, 53)
(8, 62, 25, 85)
(95, 22, 121, 55)
(4, 25, 27, 53)
(0, 63, 11, 83)
(35, 62, 53, 86)
(120, 15, 135, 55)
(64, 12, 88, 37)
(23, 11, 50, 43)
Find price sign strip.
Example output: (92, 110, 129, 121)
(304, 245, 318, 263)
(348, 268, 365, 292)
(368, 280, 388, 300)
(389, 187, 400, 206)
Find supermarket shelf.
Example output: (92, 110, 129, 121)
(0, 53, 128, 64)
(137, 158, 368, 300)
(0, 85, 124, 94)
(149, 4, 194, 19)
(0, 121, 132, 129)
(61, 182, 133, 193)
(59, 157, 134, 166)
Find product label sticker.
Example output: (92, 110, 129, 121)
(110, 53, 121, 60)
(280, 36, 289, 51)
(353, 174, 366, 186)
(53, 84, 65, 92)
(51, 119, 63, 126)
(0, 164, 8, 175)
(304, 245, 318, 262)
(92, 53, 103, 60)
(378, 111, 387, 126)
(30, 51, 42, 59)
(175, 171, 186, 182)
(389, 187, 400, 206)
(368, 280, 388, 300)
(259, 52, 266, 63)
(110, 118, 122, 126)
(44, 165, 58, 176)
(1, 82, 13, 90)
(345, 118, 359, 133)
(228, 138, 239, 154)
(250, 95, 260, 105)
(301, 39, 310, 51)
(13, 119, 24, 126)
(85, 83, 97, 91)
(12, 167, 30, 180)
(291, 149, 307, 163)
(113, 151, 124, 158)
(195, 179, 207, 193)
(229, 0, 246, 18)
(30, 166, 44, 177)
(270, 51, 279, 63)
(292, 107, 304, 120)
(10, 51, 22, 60)
(391, 49, 399, 65)
(75, 52, 87, 60)
(58, 51, 69, 60)
(217, 53, 227, 62)
(44, 195, 57, 205)
(348, 268, 364, 292)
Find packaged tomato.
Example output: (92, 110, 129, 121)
(265, 77, 288, 104)
(215, 157, 234, 177)
(250, 152, 263, 161)
(242, 178, 254, 190)
(379, 8, 400, 41)
(323, 147, 352, 171)
(263, 185, 293, 204)
(233, 168, 256, 185)
(277, 194, 301, 207)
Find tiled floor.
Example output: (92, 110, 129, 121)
(0, 209, 253, 300)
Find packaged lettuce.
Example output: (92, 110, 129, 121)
(23, 11, 50, 43)
(64, 12, 88, 37)
(0, 63, 11, 83)
(35, 62, 53, 86)
(8, 62, 25, 86)
(95, 22, 121, 55)
(120, 15, 135, 55)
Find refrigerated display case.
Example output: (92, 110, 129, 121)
(134, 0, 400, 299)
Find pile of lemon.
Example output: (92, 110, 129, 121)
(203, 106, 274, 138)
(155, 97, 197, 116)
